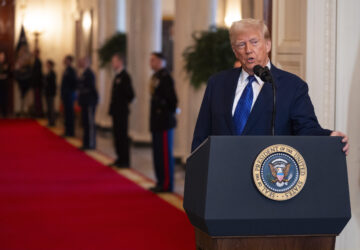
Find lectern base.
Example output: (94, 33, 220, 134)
(195, 228, 336, 250)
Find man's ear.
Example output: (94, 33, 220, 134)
(266, 39, 272, 54)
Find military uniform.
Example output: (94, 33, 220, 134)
(109, 69, 135, 167)
(150, 68, 178, 192)
(43, 69, 57, 126)
(78, 68, 98, 149)
(61, 66, 77, 136)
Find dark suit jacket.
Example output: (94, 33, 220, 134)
(44, 70, 57, 97)
(191, 64, 332, 151)
(109, 69, 135, 116)
(78, 68, 98, 106)
(61, 66, 77, 101)
(150, 68, 178, 132)
(32, 58, 43, 88)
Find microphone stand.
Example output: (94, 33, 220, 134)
(269, 76, 276, 136)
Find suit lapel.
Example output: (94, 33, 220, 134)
(242, 64, 280, 135)
(224, 68, 241, 135)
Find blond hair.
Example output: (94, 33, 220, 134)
(229, 19, 270, 45)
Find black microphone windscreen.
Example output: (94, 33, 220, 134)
(253, 65, 264, 77)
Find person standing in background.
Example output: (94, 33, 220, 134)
(108, 53, 135, 168)
(61, 55, 77, 137)
(14, 45, 32, 116)
(148, 52, 178, 193)
(43, 60, 56, 127)
(32, 49, 44, 117)
(78, 57, 98, 150)
(0, 52, 10, 118)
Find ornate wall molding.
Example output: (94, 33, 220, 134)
(305, 0, 336, 129)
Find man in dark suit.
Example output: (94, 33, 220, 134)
(32, 49, 44, 117)
(43, 59, 57, 126)
(149, 52, 178, 193)
(61, 55, 77, 137)
(109, 53, 135, 168)
(0, 51, 10, 118)
(78, 57, 98, 150)
(192, 19, 349, 155)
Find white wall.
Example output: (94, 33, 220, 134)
(117, 0, 127, 32)
(335, 0, 360, 249)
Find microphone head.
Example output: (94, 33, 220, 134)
(253, 65, 265, 77)
(253, 64, 273, 83)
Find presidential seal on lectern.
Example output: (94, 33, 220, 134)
(253, 144, 307, 201)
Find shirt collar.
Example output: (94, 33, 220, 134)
(240, 61, 271, 86)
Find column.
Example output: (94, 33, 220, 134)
(173, 0, 217, 161)
(127, 0, 162, 142)
(94, 0, 118, 127)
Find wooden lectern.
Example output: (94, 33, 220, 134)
(183, 136, 351, 250)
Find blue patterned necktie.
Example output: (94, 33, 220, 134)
(233, 75, 256, 135)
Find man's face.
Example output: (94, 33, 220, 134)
(46, 62, 51, 71)
(150, 55, 160, 71)
(64, 58, 70, 66)
(232, 27, 271, 75)
(111, 56, 122, 71)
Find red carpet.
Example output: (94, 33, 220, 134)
(0, 119, 195, 250)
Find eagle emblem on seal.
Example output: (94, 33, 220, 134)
(269, 159, 292, 187)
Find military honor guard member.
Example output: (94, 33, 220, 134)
(192, 19, 349, 155)
(43, 60, 57, 127)
(78, 57, 98, 150)
(148, 52, 178, 193)
(108, 53, 135, 168)
(61, 55, 77, 137)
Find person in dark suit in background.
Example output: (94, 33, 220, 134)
(78, 57, 98, 150)
(148, 52, 178, 193)
(61, 55, 77, 137)
(0, 51, 10, 118)
(43, 59, 57, 126)
(32, 49, 44, 117)
(109, 53, 135, 168)
(192, 18, 349, 155)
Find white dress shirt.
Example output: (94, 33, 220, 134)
(232, 61, 271, 116)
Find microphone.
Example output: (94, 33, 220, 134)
(253, 65, 276, 136)
(253, 65, 272, 82)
